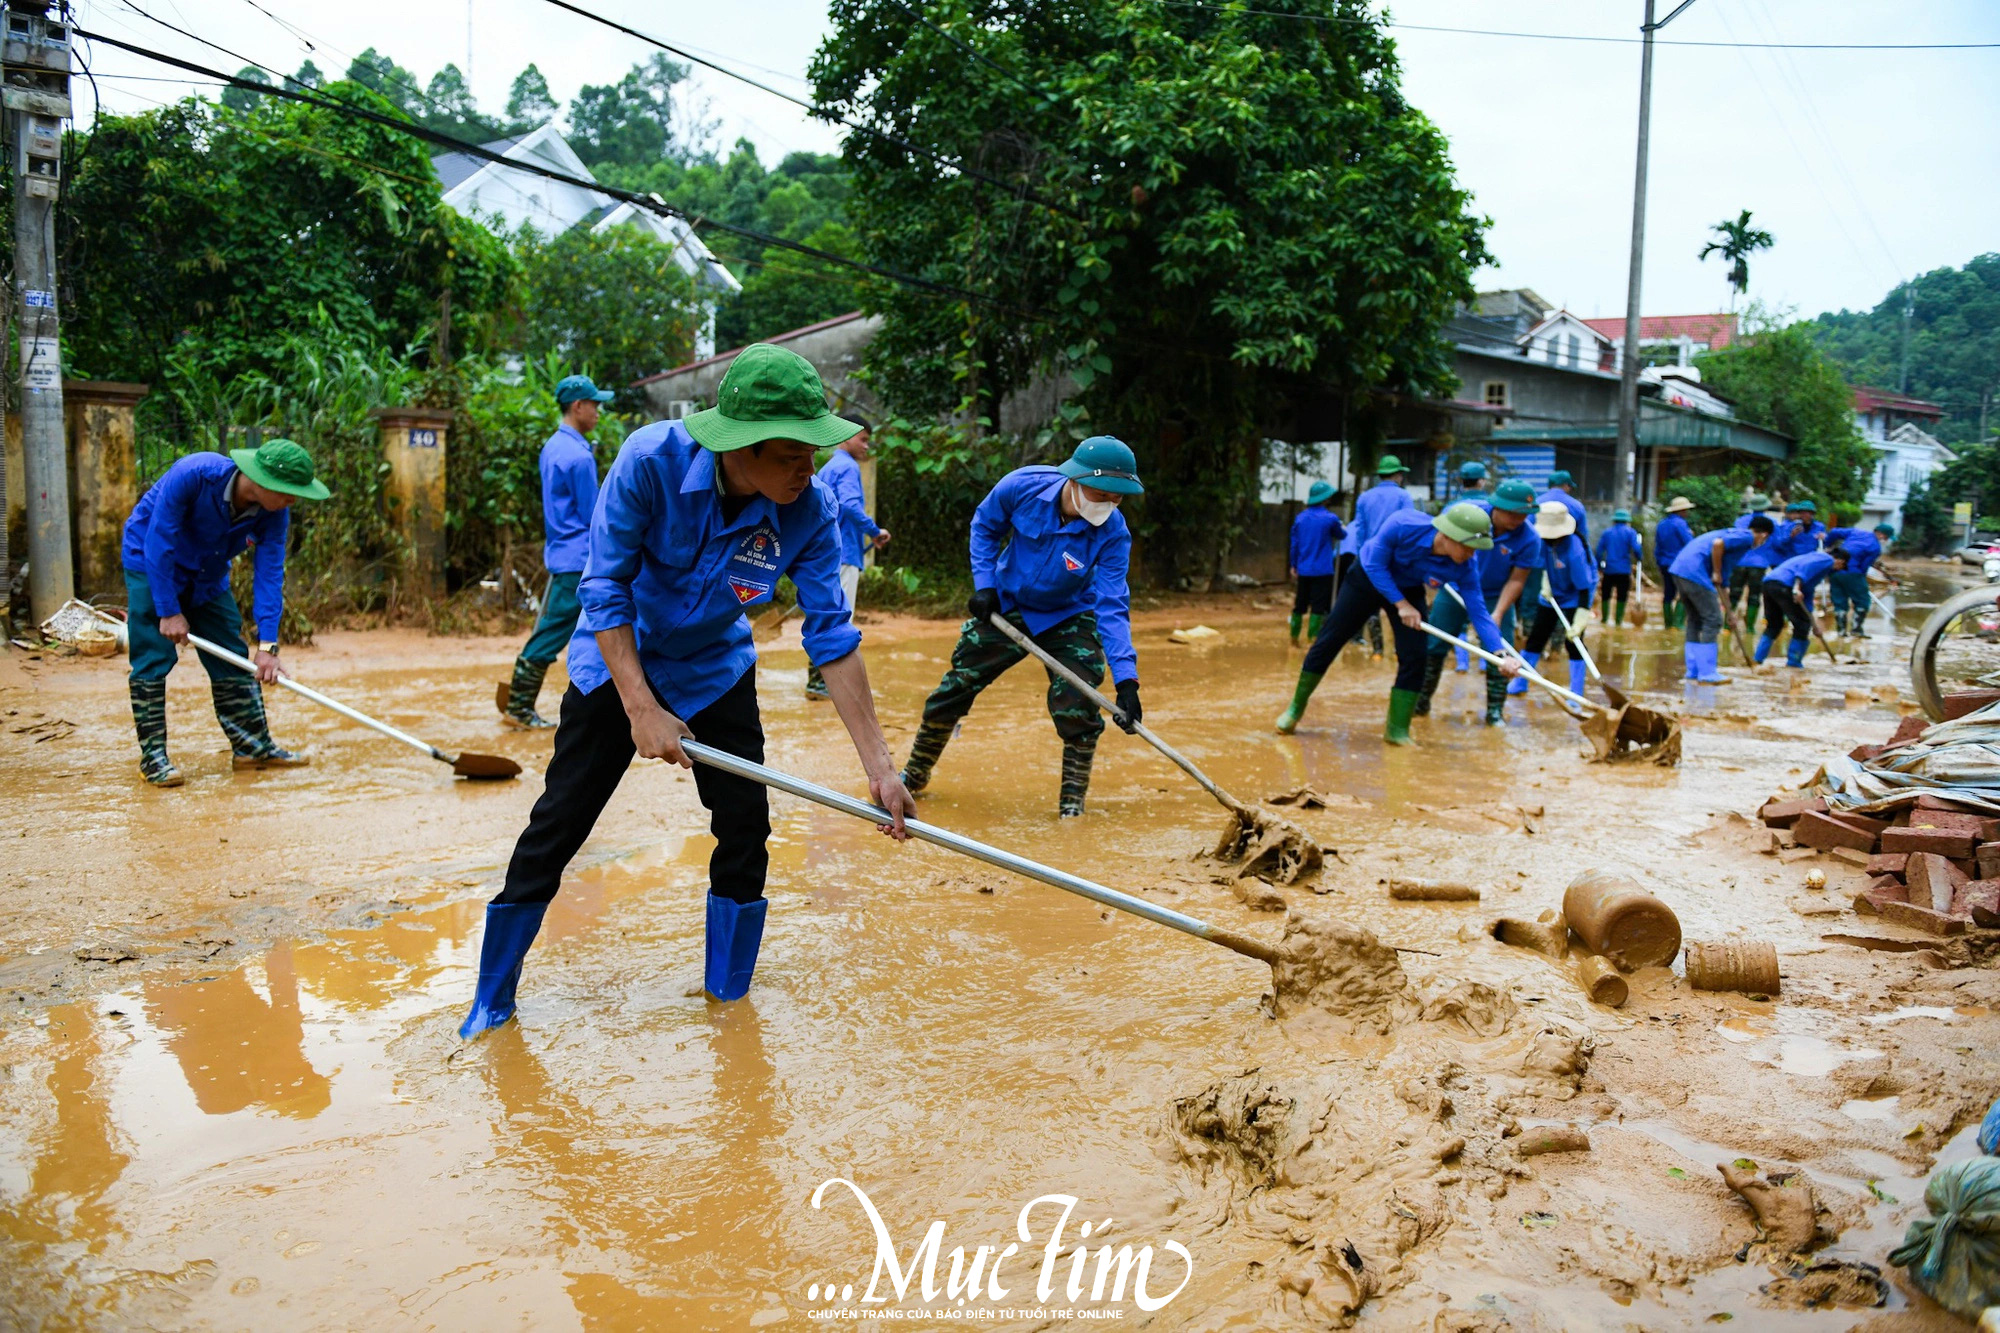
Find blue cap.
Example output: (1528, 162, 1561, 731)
(1057, 436, 1143, 495)
(1306, 480, 1336, 506)
(1458, 460, 1487, 482)
(1546, 469, 1572, 487)
(556, 374, 616, 406)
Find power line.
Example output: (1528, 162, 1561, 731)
(1150, 0, 2000, 49)
(534, 0, 1085, 220)
(72, 24, 1044, 320)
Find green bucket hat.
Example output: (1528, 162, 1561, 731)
(1376, 454, 1407, 476)
(1306, 479, 1336, 506)
(1458, 460, 1487, 482)
(1546, 469, 1573, 487)
(231, 437, 329, 501)
(1433, 501, 1494, 550)
(1744, 493, 1772, 511)
(1490, 479, 1536, 514)
(1787, 498, 1817, 513)
(1057, 435, 1144, 495)
(1612, 508, 1632, 522)
(683, 344, 861, 452)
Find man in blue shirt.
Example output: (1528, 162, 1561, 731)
(806, 417, 892, 699)
(500, 374, 615, 729)
(1454, 459, 1488, 502)
(1508, 501, 1599, 700)
(1287, 479, 1344, 646)
(1653, 497, 1696, 629)
(1824, 523, 1896, 636)
(1726, 495, 1781, 636)
(1669, 515, 1774, 684)
(120, 438, 329, 786)
(1278, 503, 1517, 745)
(1338, 454, 1415, 657)
(1757, 547, 1846, 668)
(1539, 470, 1589, 546)
(1417, 479, 1540, 726)
(1594, 508, 1644, 626)
(899, 437, 1144, 819)
(461, 345, 916, 1040)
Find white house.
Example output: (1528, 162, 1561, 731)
(1853, 387, 1953, 532)
(431, 123, 741, 358)
(1519, 309, 1617, 374)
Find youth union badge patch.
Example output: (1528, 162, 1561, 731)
(728, 576, 772, 605)
(1062, 552, 1084, 572)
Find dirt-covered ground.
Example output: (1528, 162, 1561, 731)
(2, 566, 1995, 1330)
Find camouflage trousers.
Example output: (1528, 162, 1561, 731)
(125, 572, 279, 762)
(903, 611, 1107, 813)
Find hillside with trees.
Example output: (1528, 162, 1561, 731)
(1809, 253, 2000, 446)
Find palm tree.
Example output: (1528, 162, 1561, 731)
(1700, 210, 1775, 311)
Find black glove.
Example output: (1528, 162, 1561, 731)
(1114, 679, 1143, 733)
(967, 587, 1001, 623)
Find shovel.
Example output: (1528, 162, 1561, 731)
(985, 613, 1321, 883)
(184, 633, 521, 780)
(1540, 593, 1629, 708)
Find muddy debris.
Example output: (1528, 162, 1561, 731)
(1274, 1239, 1380, 1328)
(1266, 914, 1418, 1030)
(1513, 1124, 1590, 1157)
(1685, 939, 1782, 995)
(1718, 1159, 1819, 1254)
(1520, 1024, 1594, 1097)
(1760, 1258, 1889, 1310)
(1580, 701, 1683, 766)
(1419, 980, 1517, 1038)
(1562, 869, 1681, 971)
(1388, 878, 1481, 902)
(1491, 910, 1569, 959)
(1574, 954, 1628, 1007)
(1211, 806, 1324, 885)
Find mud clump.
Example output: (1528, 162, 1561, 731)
(1719, 1160, 1818, 1253)
(1213, 808, 1323, 884)
(1269, 914, 1418, 1031)
(1419, 980, 1517, 1039)
(1274, 1239, 1380, 1328)
(1760, 1259, 1887, 1310)
(1521, 1024, 1594, 1098)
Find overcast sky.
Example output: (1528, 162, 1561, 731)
(71, 0, 1999, 322)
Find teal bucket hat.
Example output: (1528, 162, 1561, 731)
(1306, 479, 1336, 506)
(1434, 501, 1494, 550)
(1612, 508, 1632, 522)
(1490, 479, 1536, 514)
(1058, 436, 1144, 495)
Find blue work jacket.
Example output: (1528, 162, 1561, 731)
(1289, 506, 1344, 577)
(1595, 524, 1643, 575)
(1733, 512, 1784, 570)
(1764, 550, 1836, 599)
(1542, 532, 1598, 609)
(540, 423, 600, 574)
(1826, 527, 1883, 575)
(1465, 498, 1544, 599)
(120, 452, 288, 640)
(1669, 527, 1763, 590)
(1653, 514, 1693, 570)
(568, 421, 859, 718)
(818, 447, 880, 567)
(970, 466, 1137, 683)
(1359, 509, 1506, 653)
(1539, 488, 1589, 545)
(1340, 479, 1413, 556)
(1773, 519, 1825, 562)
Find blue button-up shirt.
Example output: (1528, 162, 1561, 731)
(1653, 514, 1693, 570)
(120, 452, 288, 640)
(1289, 506, 1344, 577)
(1764, 550, 1836, 599)
(1340, 479, 1413, 557)
(1669, 527, 1762, 590)
(567, 422, 859, 718)
(971, 466, 1137, 682)
(1773, 519, 1825, 562)
(818, 446, 880, 567)
(1539, 488, 1588, 546)
(1733, 511, 1785, 570)
(540, 423, 600, 574)
(1360, 509, 1506, 653)
(1595, 523, 1643, 574)
(1826, 527, 1883, 575)
(1542, 532, 1599, 608)
(1465, 497, 1544, 599)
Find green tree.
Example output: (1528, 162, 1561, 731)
(510, 223, 705, 400)
(219, 65, 272, 113)
(718, 221, 866, 346)
(506, 63, 557, 129)
(1699, 209, 1774, 309)
(811, 0, 1488, 582)
(345, 47, 423, 119)
(1696, 308, 1874, 507)
(417, 63, 502, 142)
(290, 59, 323, 90)
(1811, 253, 2000, 446)
(567, 53, 711, 170)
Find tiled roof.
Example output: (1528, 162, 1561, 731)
(632, 311, 870, 386)
(1853, 386, 1944, 418)
(1578, 312, 1738, 349)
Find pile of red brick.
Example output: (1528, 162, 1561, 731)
(1759, 793, 2000, 935)
(1848, 691, 2000, 762)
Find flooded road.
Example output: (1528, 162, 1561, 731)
(2, 571, 1994, 1329)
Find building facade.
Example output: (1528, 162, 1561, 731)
(1854, 387, 1952, 531)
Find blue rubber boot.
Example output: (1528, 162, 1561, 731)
(459, 901, 549, 1039)
(1754, 633, 1775, 665)
(1683, 643, 1700, 680)
(1454, 646, 1470, 673)
(704, 893, 768, 1001)
(1568, 658, 1587, 697)
(1507, 651, 1539, 696)
(1692, 642, 1729, 685)
(1785, 638, 1808, 669)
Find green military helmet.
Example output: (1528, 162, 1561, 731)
(231, 437, 330, 501)
(1058, 435, 1144, 495)
(1458, 460, 1488, 482)
(685, 343, 863, 452)
(1376, 454, 1407, 476)
(1306, 479, 1336, 506)
(1787, 498, 1817, 513)
(1433, 501, 1495, 550)
(1546, 469, 1573, 487)
(1612, 508, 1632, 522)
(1490, 479, 1537, 514)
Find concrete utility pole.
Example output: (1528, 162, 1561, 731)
(3, 1, 73, 627)
(1613, 0, 1699, 510)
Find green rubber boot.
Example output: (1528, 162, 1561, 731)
(502, 657, 555, 729)
(1484, 666, 1508, 725)
(131, 677, 184, 787)
(1275, 670, 1324, 734)
(1384, 687, 1419, 746)
(1307, 613, 1326, 642)
(1414, 651, 1445, 717)
(1287, 613, 1302, 647)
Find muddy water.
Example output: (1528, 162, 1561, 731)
(2, 583, 1994, 1329)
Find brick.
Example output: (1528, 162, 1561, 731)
(1853, 879, 1908, 914)
(1905, 810, 2000, 840)
(1880, 826, 1979, 858)
(1916, 792, 1976, 812)
(1955, 858, 1981, 880)
(1878, 900, 1969, 936)
(1907, 853, 1969, 913)
(1975, 900, 2000, 929)
(1951, 880, 2000, 919)
(1865, 852, 1909, 877)
(1943, 689, 2000, 721)
(1890, 716, 1931, 746)
(1978, 845, 2000, 879)
(1849, 744, 1885, 761)
(1841, 812, 1892, 838)
(1759, 797, 1826, 828)
(1831, 845, 1873, 867)
(1795, 812, 1879, 853)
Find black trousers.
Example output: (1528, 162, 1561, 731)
(1761, 584, 1812, 644)
(495, 670, 771, 907)
(1291, 573, 1334, 616)
(1600, 572, 1632, 601)
(1521, 602, 1580, 657)
(1302, 574, 1429, 690)
(1658, 564, 1679, 614)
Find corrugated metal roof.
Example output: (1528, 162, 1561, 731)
(430, 133, 529, 194)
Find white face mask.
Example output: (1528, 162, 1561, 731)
(1070, 483, 1117, 527)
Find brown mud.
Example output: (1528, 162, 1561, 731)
(2, 568, 1996, 1328)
